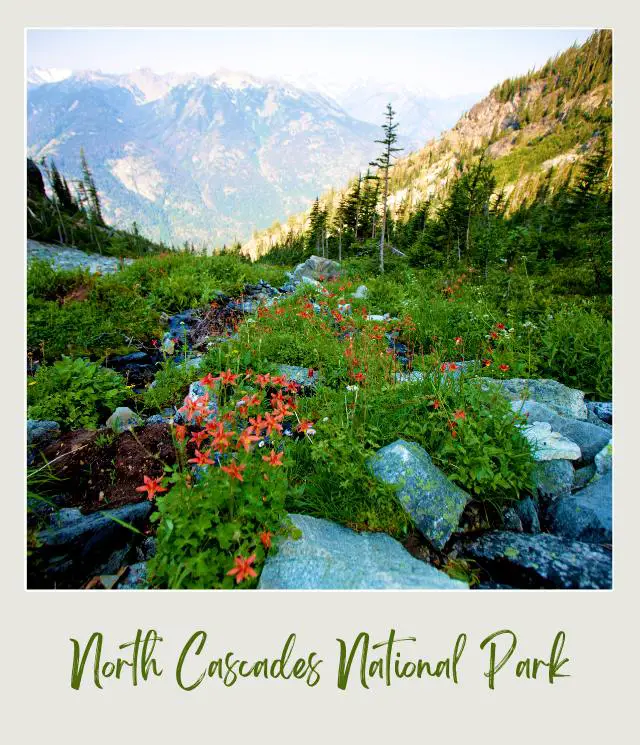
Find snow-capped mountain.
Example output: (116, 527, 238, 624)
(27, 67, 476, 246)
(27, 67, 387, 246)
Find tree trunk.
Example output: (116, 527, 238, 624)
(380, 169, 389, 274)
(338, 229, 342, 262)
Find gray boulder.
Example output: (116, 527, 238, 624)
(587, 401, 612, 424)
(352, 284, 369, 299)
(277, 364, 319, 392)
(36, 501, 153, 586)
(484, 377, 587, 419)
(27, 419, 60, 445)
(368, 439, 471, 550)
(574, 464, 596, 490)
(514, 497, 541, 533)
(291, 255, 340, 282)
(547, 472, 612, 544)
(453, 531, 612, 589)
(521, 422, 581, 461)
(533, 460, 574, 499)
(511, 400, 610, 463)
(258, 514, 467, 590)
(106, 407, 143, 433)
(395, 371, 425, 384)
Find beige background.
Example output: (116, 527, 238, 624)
(3, 3, 638, 742)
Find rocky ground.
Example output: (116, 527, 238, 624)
(27, 251, 613, 591)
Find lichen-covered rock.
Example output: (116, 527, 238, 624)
(573, 463, 596, 491)
(484, 377, 587, 419)
(106, 407, 143, 433)
(453, 531, 612, 589)
(547, 472, 612, 544)
(511, 399, 610, 463)
(352, 284, 369, 299)
(27, 419, 61, 445)
(258, 514, 467, 590)
(594, 440, 612, 475)
(277, 364, 319, 392)
(533, 460, 575, 499)
(368, 439, 471, 550)
(521, 422, 581, 461)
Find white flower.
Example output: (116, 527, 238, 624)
(346, 384, 359, 392)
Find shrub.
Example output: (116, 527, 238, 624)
(27, 357, 131, 430)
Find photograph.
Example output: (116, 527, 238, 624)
(25, 26, 612, 591)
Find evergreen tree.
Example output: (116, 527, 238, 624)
(370, 104, 403, 272)
(80, 148, 105, 226)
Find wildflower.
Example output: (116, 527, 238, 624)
(190, 430, 209, 447)
(353, 372, 366, 383)
(212, 430, 233, 451)
(226, 554, 257, 584)
(248, 414, 268, 435)
(482, 359, 492, 367)
(255, 373, 271, 388)
(297, 419, 315, 433)
(262, 450, 284, 467)
(499, 364, 510, 372)
(432, 399, 441, 410)
(454, 336, 463, 346)
(188, 449, 215, 466)
(307, 368, 315, 379)
(174, 424, 187, 443)
(243, 368, 254, 380)
(178, 397, 203, 424)
(260, 531, 273, 550)
(270, 390, 285, 407)
(285, 380, 300, 394)
(454, 409, 466, 421)
(271, 374, 287, 387)
(490, 331, 499, 340)
(264, 412, 284, 435)
(237, 429, 260, 453)
(135, 475, 167, 501)
(448, 362, 458, 372)
(200, 372, 217, 388)
(218, 369, 239, 386)
(221, 462, 246, 482)
(151, 339, 159, 347)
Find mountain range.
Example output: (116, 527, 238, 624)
(27, 68, 474, 247)
(243, 31, 612, 260)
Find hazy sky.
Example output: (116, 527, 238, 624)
(27, 28, 594, 98)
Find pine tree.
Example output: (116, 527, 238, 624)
(80, 148, 105, 226)
(370, 104, 403, 272)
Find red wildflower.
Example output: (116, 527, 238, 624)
(189, 430, 209, 447)
(490, 331, 499, 340)
(307, 368, 315, 379)
(449, 363, 458, 372)
(188, 449, 215, 467)
(212, 430, 233, 451)
(297, 419, 314, 433)
(285, 380, 300, 394)
(432, 399, 441, 410)
(454, 336, 463, 346)
(482, 359, 492, 367)
(174, 424, 187, 443)
(200, 372, 217, 388)
(454, 409, 466, 421)
(248, 414, 268, 435)
(237, 429, 260, 452)
(226, 554, 257, 584)
(264, 412, 283, 435)
(271, 374, 287, 387)
(262, 450, 284, 467)
(496, 322, 506, 330)
(353, 372, 366, 383)
(221, 462, 246, 482)
(260, 531, 273, 550)
(135, 475, 167, 501)
(218, 369, 239, 386)
(499, 364, 510, 372)
(255, 373, 271, 388)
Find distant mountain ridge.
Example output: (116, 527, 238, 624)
(242, 31, 612, 260)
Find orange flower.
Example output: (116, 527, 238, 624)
(432, 399, 441, 410)
(482, 359, 492, 367)
(353, 372, 366, 383)
(448, 362, 458, 372)
(135, 475, 167, 501)
(190, 430, 209, 447)
(255, 373, 271, 388)
(174, 424, 187, 443)
(264, 412, 283, 435)
(212, 430, 233, 451)
(226, 554, 257, 583)
(260, 531, 273, 550)
(237, 429, 260, 453)
(454, 336, 463, 345)
(221, 462, 246, 482)
(454, 409, 466, 421)
(200, 372, 217, 388)
(218, 369, 239, 386)
(271, 374, 287, 387)
(248, 414, 268, 436)
(262, 450, 284, 467)
(499, 364, 510, 372)
(297, 419, 314, 433)
(188, 449, 215, 466)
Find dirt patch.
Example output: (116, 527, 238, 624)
(60, 284, 91, 304)
(41, 423, 177, 513)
